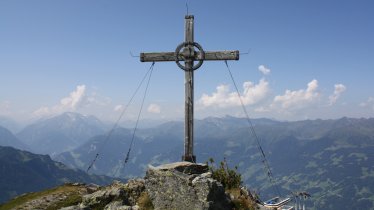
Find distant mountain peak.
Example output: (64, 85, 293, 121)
(57, 112, 92, 121)
(16, 112, 106, 155)
(0, 126, 28, 150)
(61, 111, 82, 119)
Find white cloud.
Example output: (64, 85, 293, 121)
(86, 91, 111, 107)
(114, 105, 124, 112)
(272, 79, 320, 110)
(360, 97, 374, 110)
(258, 65, 271, 75)
(60, 85, 86, 109)
(328, 84, 346, 106)
(198, 79, 270, 108)
(147, 104, 161, 114)
(32, 85, 87, 118)
(32, 106, 50, 117)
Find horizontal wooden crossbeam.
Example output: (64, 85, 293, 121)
(140, 50, 239, 62)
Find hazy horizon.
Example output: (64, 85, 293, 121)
(2, 111, 374, 133)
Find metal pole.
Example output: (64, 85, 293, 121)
(182, 15, 196, 162)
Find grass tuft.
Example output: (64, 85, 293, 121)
(137, 191, 154, 210)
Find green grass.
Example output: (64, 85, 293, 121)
(0, 185, 84, 210)
(45, 192, 82, 210)
(227, 188, 257, 210)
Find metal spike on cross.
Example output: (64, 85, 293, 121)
(140, 15, 239, 162)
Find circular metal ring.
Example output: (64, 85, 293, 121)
(175, 42, 205, 71)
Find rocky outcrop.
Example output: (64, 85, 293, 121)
(4, 162, 250, 209)
(78, 179, 145, 209)
(68, 162, 233, 209)
(145, 162, 233, 210)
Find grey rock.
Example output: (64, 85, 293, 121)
(124, 179, 145, 206)
(145, 161, 232, 210)
(64, 162, 236, 210)
(151, 161, 209, 175)
(79, 179, 145, 209)
(104, 201, 136, 210)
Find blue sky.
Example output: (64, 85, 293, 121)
(1, 0, 374, 123)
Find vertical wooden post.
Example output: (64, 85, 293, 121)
(183, 15, 196, 162)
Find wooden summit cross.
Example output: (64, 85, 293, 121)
(140, 15, 239, 162)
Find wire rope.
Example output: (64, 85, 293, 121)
(86, 62, 155, 173)
(224, 60, 282, 197)
(113, 62, 155, 177)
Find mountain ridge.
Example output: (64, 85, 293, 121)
(16, 112, 106, 155)
(0, 145, 114, 204)
(0, 126, 28, 150)
(54, 116, 374, 209)
(2, 113, 374, 209)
